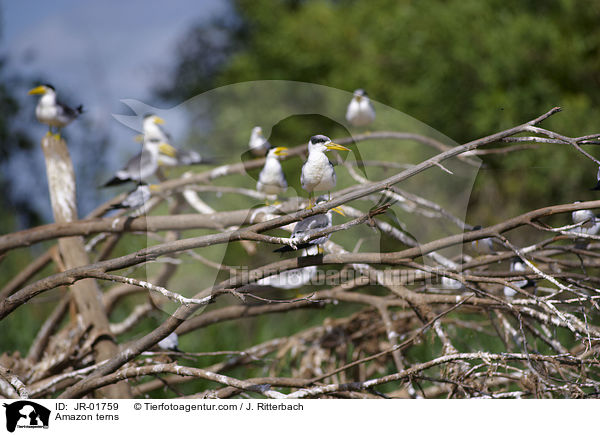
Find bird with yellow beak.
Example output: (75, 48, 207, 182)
(137, 114, 212, 166)
(301, 135, 350, 208)
(345, 88, 375, 128)
(28, 84, 83, 137)
(257, 146, 289, 201)
(103, 138, 177, 187)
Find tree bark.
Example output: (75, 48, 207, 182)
(40, 135, 131, 398)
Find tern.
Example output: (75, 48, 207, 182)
(157, 332, 181, 352)
(345, 88, 375, 128)
(471, 225, 495, 255)
(102, 139, 176, 187)
(275, 196, 345, 255)
(108, 184, 154, 211)
(503, 258, 535, 298)
(572, 201, 595, 226)
(257, 146, 288, 199)
(257, 265, 318, 289)
(570, 201, 600, 248)
(28, 84, 83, 136)
(249, 126, 271, 156)
(301, 135, 350, 208)
(140, 114, 211, 166)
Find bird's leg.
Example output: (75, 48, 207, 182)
(264, 194, 281, 206)
(306, 192, 315, 210)
(317, 245, 324, 255)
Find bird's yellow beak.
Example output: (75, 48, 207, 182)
(326, 143, 350, 152)
(331, 206, 345, 216)
(134, 134, 144, 143)
(159, 143, 177, 157)
(149, 184, 161, 192)
(28, 86, 47, 95)
(153, 116, 165, 125)
(273, 146, 288, 156)
(355, 95, 363, 102)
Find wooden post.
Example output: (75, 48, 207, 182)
(41, 135, 131, 398)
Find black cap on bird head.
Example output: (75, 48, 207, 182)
(310, 135, 329, 144)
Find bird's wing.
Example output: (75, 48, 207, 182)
(55, 98, 80, 117)
(292, 214, 328, 238)
(306, 214, 329, 231)
(122, 151, 144, 174)
(300, 163, 306, 187)
(158, 124, 173, 142)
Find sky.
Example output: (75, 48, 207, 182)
(1, 0, 230, 222)
(3, 0, 228, 103)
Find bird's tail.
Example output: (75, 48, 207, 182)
(76, 105, 84, 114)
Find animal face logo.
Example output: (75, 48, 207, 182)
(3, 401, 50, 432)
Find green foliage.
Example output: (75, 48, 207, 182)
(159, 0, 600, 219)
(141, 1, 600, 390)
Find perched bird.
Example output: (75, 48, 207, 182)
(345, 89, 375, 128)
(503, 258, 535, 298)
(140, 113, 211, 166)
(28, 84, 83, 135)
(249, 126, 271, 156)
(142, 114, 170, 142)
(301, 135, 350, 208)
(591, 167, 600, 190)
(102, 139, 176, 187)
(572, 201, 595, 226)
(157, 332, 181, 352)
(257, 146, 288, 198)
(441, 276, 464, 290)
(471, 225, 495, 255)
(108, 184, 153, 211)
(257, 265, 318, 289)
(275, 196, 345, 255)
